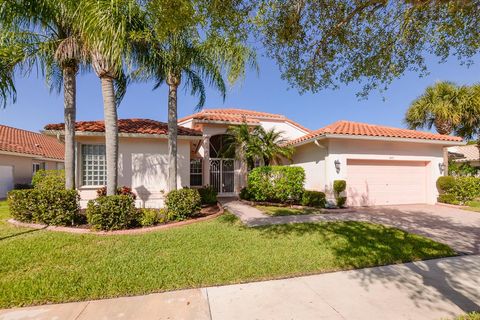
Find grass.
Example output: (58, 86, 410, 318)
(256, 205, 324, 216)
(464, 200, 480, 213)
(0, 201, 455, 308)
(453, 312, 480, 320)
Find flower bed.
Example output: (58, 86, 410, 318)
(240, 199, 353, 214)
(8, 203, 223, 235)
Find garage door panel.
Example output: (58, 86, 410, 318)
(347, 160, 427, 206)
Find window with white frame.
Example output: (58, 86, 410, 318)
(32, 162, 45, 173)
(190, 159, 203, 186)
(81, 144, 106, 186)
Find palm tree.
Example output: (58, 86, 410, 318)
(0, 0, 87, 190)
(135, 3, 255, 191)
(257, 127, 294, 165)
(455, 84, 480, 156)
(404, 81, 467, 135)
(225, 124, 294, 168)
(79, 0, 142, 195)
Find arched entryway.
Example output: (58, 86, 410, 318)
(209, 134, 235, 194)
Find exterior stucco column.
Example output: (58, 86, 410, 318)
(203, 135, 210, 186)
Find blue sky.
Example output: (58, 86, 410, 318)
(1, 53, 479, 133)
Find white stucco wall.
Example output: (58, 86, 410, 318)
(290, 142, 327, 191)
(0, 153, 61, 185)
(291, 138, 446, 205)
(76, 136, 191, 208)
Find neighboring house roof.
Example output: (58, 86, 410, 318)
(44, 119, 202, 137)
(287, 120, 464, 146)
(448, 145, 479, 162)
(178, 108, 311, 133)
(0, 124, 64, 160)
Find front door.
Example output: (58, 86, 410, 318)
(210, 158, 235, 194)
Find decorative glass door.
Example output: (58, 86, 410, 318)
(210, 158, 235, 193)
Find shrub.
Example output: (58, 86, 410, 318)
(336, 196, 347, 208)
(239, 187, 251, 200)
(31, 169, 65, 190)
(7, 189, 80, 225)
(436, 176, 480, 204)
(86, 195, 138, 230)
(14, 183, 33, 190)
(437, 194, 459, 205)
(139, 208, 168, 227)
(96, 186, 137, 200)
(247, 166, 305, 202)
(165, 188, 201, 221)
(301, 190, 326, 207)
(198, 186, 217, 205)
(436, 176, 456, 194)
(333, 180, 346, 196)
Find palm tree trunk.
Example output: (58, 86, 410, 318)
(167, 83, 178, 191)
(100, 76, 118, 196)
(63, 66, 77, 189)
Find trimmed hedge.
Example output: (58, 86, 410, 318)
(31, 169, 65, 190)
(436, 176, 480, 204)
(239, 187, 251, 200)
(139, 208, 168, 227)
(198, 186, 217, 205)
(7, 189, 80, 225)
(86, 195, 138, 230)
(247, 166, 305, 202)
(333, 180, 347, 208)
(301, 190, 326, 207)
(165, 188, 201, 221)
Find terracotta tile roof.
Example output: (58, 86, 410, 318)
(448, 145, 479, 162)
(287, 120, 464, 145)
(178, 108, 311, 132)
(0, 124, 64, 160)
(44, 119, 202, 137)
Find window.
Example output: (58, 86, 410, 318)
(81, 144, 106, 186)
(190, 159, 203, 186)
(32, 162, 45, 173)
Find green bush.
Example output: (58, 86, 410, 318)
(437, 194, 459, 205)
(139, 208, 168, 227)
(86, 195, 138, 230)
(198, 186, 217, 205)
(247, 166, 305, 202)
(436, 176, 456, 194)
(239, 187, 251, 200)
(436, 176, 480, 204)
(337, 196, 347, 208)
(165, 188, 201, 221)
(301, 190, 326, 207)
(333, 180, 346, 195)
(31, 169, 65, 190)
(7, 189, 80, 225)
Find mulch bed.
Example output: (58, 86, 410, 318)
(239, 199, 354, 213)
(7, 203, 224, 236)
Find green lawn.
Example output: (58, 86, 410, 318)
(464, 200, 480, 213)
(454, 312, 480, 320)
(256, 205, 324, 216)
(0, 201, 454, 308)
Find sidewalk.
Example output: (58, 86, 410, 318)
(1, 255, 479, 320)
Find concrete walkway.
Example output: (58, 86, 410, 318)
(220, 199, 480, 255)
(1, 255, 479, 320)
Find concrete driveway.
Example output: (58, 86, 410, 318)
(223, 200, 480, 255)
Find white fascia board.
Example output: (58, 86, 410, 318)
(43, 130, 202, 140)
(0, 150, 63, 162)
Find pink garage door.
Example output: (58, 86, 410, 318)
(346, 159, 427, 206)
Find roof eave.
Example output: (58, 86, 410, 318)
(0, 150, 64, 161)
(290, 133, 465, 147)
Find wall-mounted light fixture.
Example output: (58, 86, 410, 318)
(439, 162, 446, 174)
(334, 159, 341, 173)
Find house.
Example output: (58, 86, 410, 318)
(448, 145, 480, 167)
(0, 124, 64, 198)
(44, 108, 464, 208)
